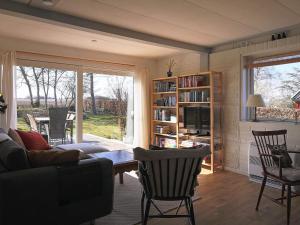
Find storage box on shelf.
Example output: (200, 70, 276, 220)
(150, 72, 223, 173)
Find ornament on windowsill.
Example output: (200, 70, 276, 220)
(0, 93, 7, 114)
(166, 58, 176, 77)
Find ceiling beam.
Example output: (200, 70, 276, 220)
(0, 0, 211, 53)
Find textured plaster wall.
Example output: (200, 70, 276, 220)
(210, 36, 300, 175)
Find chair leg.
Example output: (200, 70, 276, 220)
(287, 185, 291, 225)
(256, 176, 267, 211)
(143, 199, 151, 225)
(187, 197, 196, 225)
(141, 192, 145, 223)
(281, 184, 285, 204)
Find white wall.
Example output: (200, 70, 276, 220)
(154, 52, 208, 79)
(210, 35, 300, 175)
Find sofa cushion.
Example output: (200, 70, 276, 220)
(27, 150, 80, 168)
(56, 143, 109, 154)
(8, 128, 26, 149)
(0, 132, 11, 142)
(16, 130, 51, 151)
(0, 139, 30, 171)
(267, 167, 300, 181)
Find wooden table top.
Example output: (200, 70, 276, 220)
(35, 117, 74, 122)
(90, 150, 136, 166)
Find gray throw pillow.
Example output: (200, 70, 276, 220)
(0, 139, 30, 171)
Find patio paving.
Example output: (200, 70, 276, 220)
(82, 133, 132, 151)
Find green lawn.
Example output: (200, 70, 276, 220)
(82, 114, 122, 140)
(17, 114, 123, 140)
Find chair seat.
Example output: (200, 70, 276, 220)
(267, 167, 300, 181)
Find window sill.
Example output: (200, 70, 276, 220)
(240, 120, 300, 126)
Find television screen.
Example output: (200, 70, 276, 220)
(183, 107, 210, 131)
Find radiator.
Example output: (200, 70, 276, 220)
(248, 142, 280, 188)
(248, 142, 300, 192)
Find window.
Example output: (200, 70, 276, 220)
(82, 72, 134, 146)
(16, 66, 77, 133)
(15, 61, 134, 150)
(247, 53, 300, 121)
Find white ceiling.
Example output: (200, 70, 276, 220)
(3, 0, 300, 57)
(0, 13, 182, 58)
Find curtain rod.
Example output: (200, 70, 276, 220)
(16, 51, 136, 67)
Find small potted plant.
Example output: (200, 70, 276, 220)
(167, 58, 175, 77)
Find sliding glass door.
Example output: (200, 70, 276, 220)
(15, 61, 134, 150)
(16, 65, 77, 144)
(82, 72, 134, 150)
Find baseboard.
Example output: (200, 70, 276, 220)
(224, 166, 248, 176)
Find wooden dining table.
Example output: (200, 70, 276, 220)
(35, 117, 74, 143)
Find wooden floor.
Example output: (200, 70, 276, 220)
(147, 171, 300, 225)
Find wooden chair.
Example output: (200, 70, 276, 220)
(133, 147, 210, 225)
(26, 114, 38, 132)
(252, 129, 300, 225)
(46, 107, 68, 145)
(65, 112, 75, 143)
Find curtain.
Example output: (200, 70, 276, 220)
(133, 66, 150, 149)
(0, 52, 17, 130)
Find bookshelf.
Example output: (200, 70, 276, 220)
(150, 71, 223, 172)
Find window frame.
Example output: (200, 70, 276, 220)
(244, 52, 300, 122)
(15, 52, 136, 143)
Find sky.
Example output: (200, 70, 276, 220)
(16, 67, 133, 100)
(254, 62, 300, 106)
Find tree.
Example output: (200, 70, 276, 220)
(19, 66, 34, 107)
(51, 70, 65, 107)
(279, 67, 300, 108)
(40, 68, 51, 109)
(107, 76, 129, 134)
(32, 67, 44, 107)
(83, 73, 97, 115)
(56, 72, 76, 109)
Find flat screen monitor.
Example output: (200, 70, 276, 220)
(183, 107, 210, 131)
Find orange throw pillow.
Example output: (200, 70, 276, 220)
(16, 130, 51, 151)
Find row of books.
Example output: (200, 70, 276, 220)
(155, 96, 176, 106)
(154, 81, 176, 92)
(179, 90, 210, 102)
(155, 125, 170, 134)
(154, 137, 177, 148)
(153, 109, 176, 122)
(178, 75, 209, 88)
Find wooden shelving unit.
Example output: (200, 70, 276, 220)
(150, 71, 223, 173)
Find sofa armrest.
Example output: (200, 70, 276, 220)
(0, 167, 59, 225)
(57, 157, 114, 205)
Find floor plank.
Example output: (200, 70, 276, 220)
(147, 171, 300, 225)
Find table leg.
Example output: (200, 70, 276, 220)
(71, 121, 73, 144)
(119, 172, 124, 184)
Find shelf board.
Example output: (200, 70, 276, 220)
(178, 102, 210, 104)
(178, 72, 211, 77)
(154, 133, 177, 138)
(152, 106, 176, 109)
(178, 86, 210, 90)
(179, 135, 211, 140)
(153, 77, 177, 81)
(153, 120, 177, 124)
(153, 91, 176, 95)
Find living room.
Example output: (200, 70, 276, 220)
(0, 0, 300, 225)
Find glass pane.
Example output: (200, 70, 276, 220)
(16, 66, 76, 145)
(82, 73, 133, 150)
(253, 62, 300, 121)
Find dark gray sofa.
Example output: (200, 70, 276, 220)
(0, 130, 114, 225)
